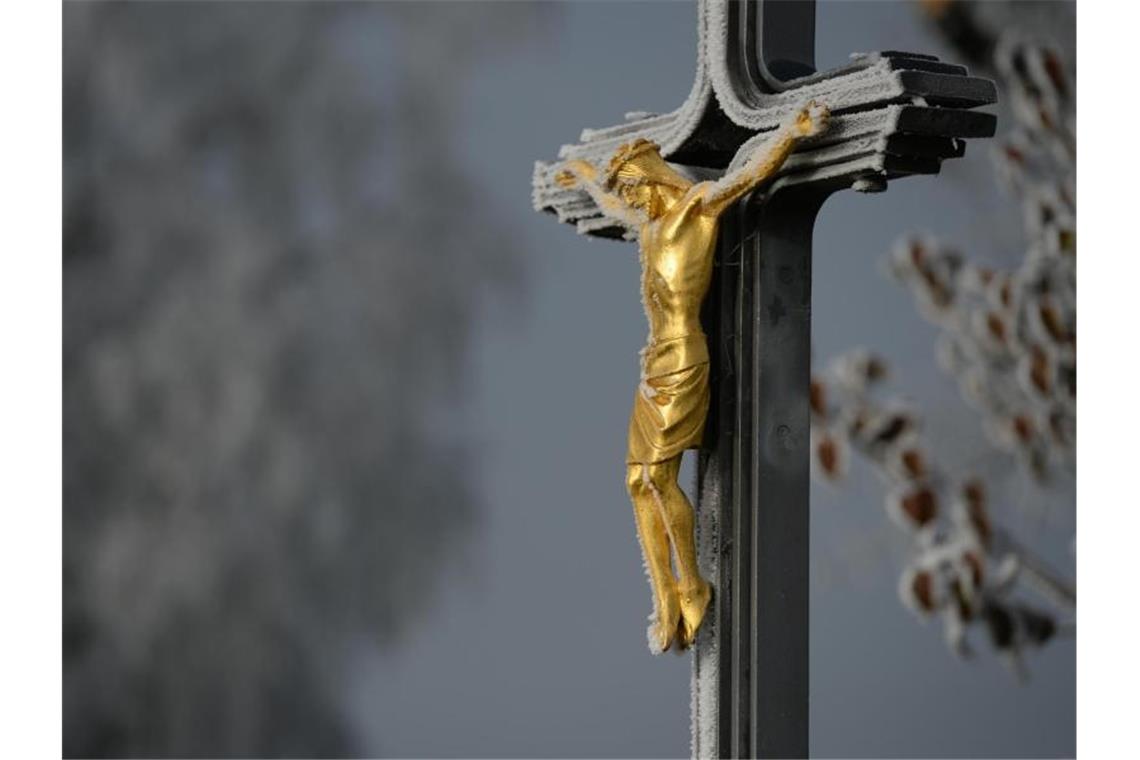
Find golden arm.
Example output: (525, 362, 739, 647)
(555, 160, 649, 230)
(700, 101, 830, 217)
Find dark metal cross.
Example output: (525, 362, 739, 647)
(532, 2, 995, 757)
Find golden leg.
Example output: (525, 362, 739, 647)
(643, 457, 712, 649)
(626, 465, 680, 653)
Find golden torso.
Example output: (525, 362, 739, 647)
(638, 190, 718, 343)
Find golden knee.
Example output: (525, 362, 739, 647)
(626, 465, 647, 497)
(642, 460, 679, 497)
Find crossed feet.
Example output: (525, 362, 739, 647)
(649, 576, 713, 653)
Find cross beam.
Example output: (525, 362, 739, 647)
(532, 2, 995, 758)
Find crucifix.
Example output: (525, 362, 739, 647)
(532, 1, 995, 757)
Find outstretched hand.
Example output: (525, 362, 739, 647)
(793, 100, 830, 139)
(555, 169, 578, 188)
(554, 159, 597, 189)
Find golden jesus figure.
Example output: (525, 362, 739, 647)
(557, 101, 830, 652)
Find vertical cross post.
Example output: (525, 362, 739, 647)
(701, 185, 822, 758)
(532, 2, 996, 757)
(699, 4, 817, 756)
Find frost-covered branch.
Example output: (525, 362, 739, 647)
(810, 350, 1072, 678)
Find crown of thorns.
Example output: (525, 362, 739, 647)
(603, 138, 663, 189)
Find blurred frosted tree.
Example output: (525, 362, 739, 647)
(63, 3, 543, 756)
(811, 0, 1075, 677)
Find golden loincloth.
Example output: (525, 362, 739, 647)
(627, 333, 710, 464)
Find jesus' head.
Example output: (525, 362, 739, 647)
(603, 139, 692, 219)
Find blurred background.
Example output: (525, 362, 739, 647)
(63, 1, 1075, 757)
